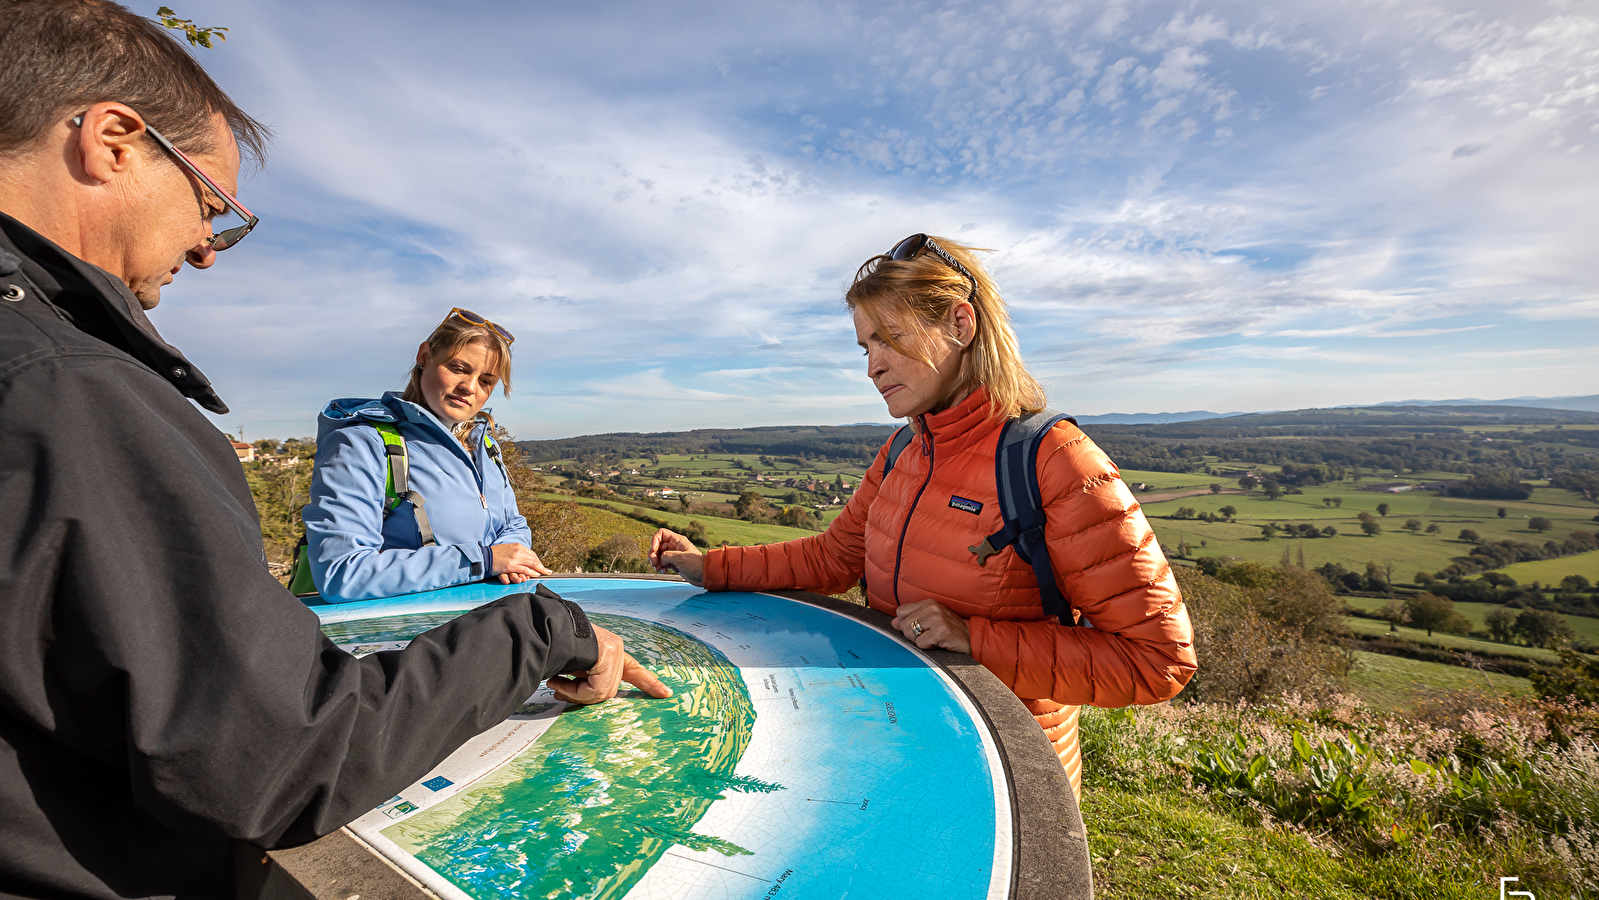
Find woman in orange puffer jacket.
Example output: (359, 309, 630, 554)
(650, 233, 1196, 797)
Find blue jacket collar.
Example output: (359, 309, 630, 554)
(316, 394, 486, 469)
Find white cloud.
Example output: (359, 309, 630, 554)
(153, 0, 1599, 438)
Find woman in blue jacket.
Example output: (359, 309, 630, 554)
(303, 309, 551, 602)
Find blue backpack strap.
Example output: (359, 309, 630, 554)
(968, 410, 1078, 625)
(879, 424, 915, 480)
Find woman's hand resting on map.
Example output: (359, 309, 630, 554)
(648, 529, 704, 587)
(547, 625, 673, 704)
(490, 543, 553, 584)
(891, 599, 971, 655)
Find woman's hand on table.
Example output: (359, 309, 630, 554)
(491, 543, 552, 583)
(891, 599, 971, 655)
(548, 625, 673, 704)
(648, 529, 704, 587)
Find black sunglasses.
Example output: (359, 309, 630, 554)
(888, 233, 976, 300)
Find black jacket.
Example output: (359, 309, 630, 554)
(0, 212, 599, 899)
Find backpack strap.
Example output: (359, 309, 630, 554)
(879, 425, 916, 480)
(370, 422, 438, 548)
(967, 410, 1078, 625)
(483, 430, 509, 481)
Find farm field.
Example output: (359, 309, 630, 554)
(1113, 469, 1221, 493)
(1342, 596, 1599, 648)
(573, 505, 656, 543)
(1343, 650, 1532, 711)
(532, 492, 816, 547)
(1143, 475, 1597, 579)
(1496, 548, 1599, 585)
(1340, 606, 1569, 665)
(536, 452, 868, 517)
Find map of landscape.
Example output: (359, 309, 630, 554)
(316, 578, 1013, 900)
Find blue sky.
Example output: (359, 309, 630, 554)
(154, 0, 1599, 440)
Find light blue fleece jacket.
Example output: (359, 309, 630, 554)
(302, 392, 531, 602)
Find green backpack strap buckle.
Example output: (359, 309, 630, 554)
(369, 422, 437, 547)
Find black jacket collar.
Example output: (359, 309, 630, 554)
(0, 210, 227, 413)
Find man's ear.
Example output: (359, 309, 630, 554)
(74, 102, 149, 184)
(950, 301, 977, 349)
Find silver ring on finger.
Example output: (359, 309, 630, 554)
(911, 620, 925, 637)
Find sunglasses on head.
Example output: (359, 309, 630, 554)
(887, 233, 976, 300)
(446, 308, 515, 345)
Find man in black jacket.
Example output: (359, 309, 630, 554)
(0, 2, 669, 897)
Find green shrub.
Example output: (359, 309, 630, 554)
(1175, 566, 1348, 704)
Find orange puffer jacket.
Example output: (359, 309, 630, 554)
(704, 387, 1197, 790)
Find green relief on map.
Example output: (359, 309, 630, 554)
(380, 612, 771, 900)
(320, 611, 467, 644)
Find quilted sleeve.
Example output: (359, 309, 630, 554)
(967, 424, 1196, 707)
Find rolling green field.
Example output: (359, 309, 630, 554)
(1342, 596, 1599, 648)
(1144, 476, 1597, 580)
(1115, 469, 1222, 492)
(534, 492, 816, 547)
(537, 452, 868, 518)
(1340, 609, 1565, 664)
(1343, 650, 1532, 710)
(1496, 548, 1599, 584)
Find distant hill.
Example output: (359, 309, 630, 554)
(1104, 404, 1599, 432)
(520, 403, 1599, 462)
(1074, 410, 1247, 425)
(1355, 394, 1599, 413)
(516, 423, 898, 463)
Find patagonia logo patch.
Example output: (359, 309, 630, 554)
(949, 495, 983, 515)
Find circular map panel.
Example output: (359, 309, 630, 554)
(316, 577, 1013, 900)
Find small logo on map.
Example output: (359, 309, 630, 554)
(383, 801, 419, 819)
(948, 495, 982, 515)
(422, 776, 454, 791)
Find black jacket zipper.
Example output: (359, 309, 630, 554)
(891, 417, 935, 608)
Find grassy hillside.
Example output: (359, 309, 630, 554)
(1343, 650, 1532, 710)
(1144, 477, 1598, 579)
(1080, 697, 1599, 899)
(1498, 548, 1599, 584)
(532, 492, 817, 547)
(1343, 596, 1599, 648)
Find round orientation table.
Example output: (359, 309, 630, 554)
(237, 575, 1093, 900)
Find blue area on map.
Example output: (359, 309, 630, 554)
(315, 578, 1008, 900)
(420, 776, 453, 791)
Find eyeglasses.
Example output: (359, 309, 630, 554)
(446, 308, 515, 345)
(888, 233, 976, 300)
(72, 114, 259, 251)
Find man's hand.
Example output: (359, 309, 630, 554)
(547, 625, 673, 704)
(891, 599, 971, 654)
(648, 528, 704, 587)
(491, 543, 552, 583)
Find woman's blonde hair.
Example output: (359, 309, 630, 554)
(402, 313, 513, 448)
(846, 235, 1045, 422)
